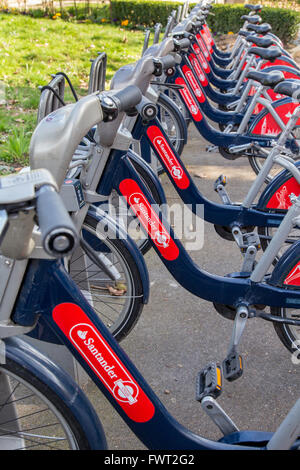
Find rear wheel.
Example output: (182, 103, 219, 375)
(248, 126, 300, 183)
(270, 306, 300, 357)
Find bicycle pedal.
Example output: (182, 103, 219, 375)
(196, 362, 222, 402)
(206, 145, 218, 153)
(222, 352, 243, 382)
(214, 174, 227, 191)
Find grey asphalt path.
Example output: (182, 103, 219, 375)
(83, 123, 299, 450)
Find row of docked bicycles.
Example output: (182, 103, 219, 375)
(0, 0, 300, 450)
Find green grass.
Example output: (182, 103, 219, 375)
(0, 13, 144, 167)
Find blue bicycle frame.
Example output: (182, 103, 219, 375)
(167, 61, 298, 152)
(11, 256, 278, 450)
(131, 113, 285, 229)
(90, 145, 300, 310)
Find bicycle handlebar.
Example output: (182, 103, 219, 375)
(111, 86, 143, 114)
(155, 54, 177, 72)
(174, 37, 191, 51)
(36, 184, 78, 257)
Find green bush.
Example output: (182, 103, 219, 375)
(207, 3, 300, 43)
(4, 1, 300, 43)
(110, 0, 300, 42)
(110, 0, 181, 27)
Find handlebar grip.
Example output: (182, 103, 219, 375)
(36, 185, 78, 257)
(112, 85, 143, 113)
(175, 38, 191, 50)
(192, 20, 203, 30)
(159, 54, 177, 70)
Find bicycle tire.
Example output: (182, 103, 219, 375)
(71, 214, 144, 342)
(248, 126, 300, 183)
(157, 92, 187, 157)
(270, 306, 300, 356)
(258, 225, 300, 265)
(0, 357, 91, 449)
(163, 88, 191, 128)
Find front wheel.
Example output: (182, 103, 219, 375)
(69, 215, 145, 342)
(0, 358, 92, 449)
(247, 126, 300, 183)
(258, 225, 300, 265)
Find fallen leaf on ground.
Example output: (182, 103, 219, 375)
(107, 285, 126, 296)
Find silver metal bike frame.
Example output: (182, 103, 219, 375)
(251, 195, 300, 283)
(242, 106, 300, 208)
(267, 398, 300, 450)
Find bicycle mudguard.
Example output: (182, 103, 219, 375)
(268, 239, 300, 288)
(263, 65, 300, 80)
(158, 92, 188, 145)
(257, 161, 300, 211)
(248, 97, 300, 137)
(261, 55, 300, 71)
(4, 336, 107, 450)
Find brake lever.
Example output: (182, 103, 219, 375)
(150, 81, 184, 90)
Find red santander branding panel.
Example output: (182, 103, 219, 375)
(203, 24, 214, 46)
(119, 179, 179, 261)
(182, 65, 205, 104)
(195, 34, 211, 61)
(53, 303, 155, 422)
(266, 177, 300, 210)
(146, 125, 190, 190)
(192, 43, 211, 73)
(251, 102, 300, 136)
(175, 77, 203, 122)
(188, 53, 208, 87)
(284, 261, 300, 286)
(200, 29, 212, 53)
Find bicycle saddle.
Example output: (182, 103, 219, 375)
(244, 4, 262, 11)
(248, 46, 282, 61)
(241, 14, 262, 24)
(238, 30, 254, 38)
(247, 35, 274, 48)
(274, 80, 300, 100)
(247, 70, 285, 87)
(246, 23, 272, 35)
